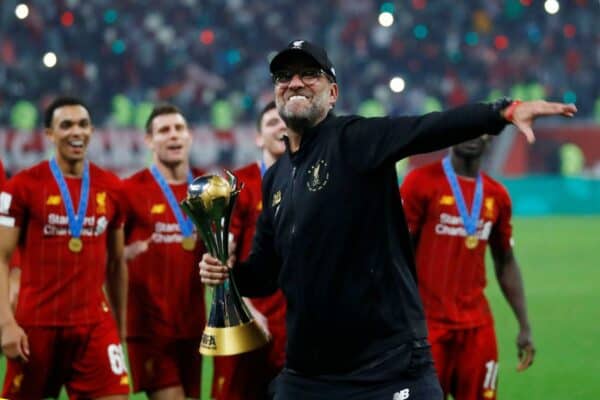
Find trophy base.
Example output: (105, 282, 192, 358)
(199, 320, 270, 356)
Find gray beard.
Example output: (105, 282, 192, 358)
(280, 113, 313, 134)
(278, 102, 324, 133)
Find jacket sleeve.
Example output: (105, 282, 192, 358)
(340, 102, 507, 172)
(231, 178, 281, 297)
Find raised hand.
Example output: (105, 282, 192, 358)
(505, 100, 577, 143)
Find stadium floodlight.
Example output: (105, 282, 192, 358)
(390, 77, 406, 93)
(43, 52, 58, 68)
(15, 4, 29, 19)
(544, 0, 560, 14)
(378, 12, 394, 27)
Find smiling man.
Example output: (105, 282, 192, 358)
(121, 104, 205, 400)
(199, 40, 576, 400)
(0, 96, 129, 399)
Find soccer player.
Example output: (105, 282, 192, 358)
(0, 97, 129, 399)
(400, 135, 535, 400)
(122, 104, 205, 400)
(212, 100, 288, 400)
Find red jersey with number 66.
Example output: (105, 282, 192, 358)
(400, 161, 513, 329)
(0, 161, 124, 327)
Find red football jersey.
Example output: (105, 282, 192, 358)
(122, 168, 205, 338)
(0, 161, 123, 326)
(400, 161, 513, 329)
(231, 163, 286, 367)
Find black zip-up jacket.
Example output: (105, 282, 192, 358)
(233, 103, 508, 375)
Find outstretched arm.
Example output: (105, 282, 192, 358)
(491, 246, 535, 372)
(342, 99, 577, 171)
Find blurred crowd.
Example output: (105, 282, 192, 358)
(0, 0, 598, 128)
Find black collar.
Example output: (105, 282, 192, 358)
(285, 112, 335, 164)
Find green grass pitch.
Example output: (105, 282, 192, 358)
(1, 216, 598, 399)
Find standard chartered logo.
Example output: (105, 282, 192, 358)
(434, 213, 493, 240)
(393, 388, 410, 400)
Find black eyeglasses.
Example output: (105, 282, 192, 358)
(271, 68, 328, 86)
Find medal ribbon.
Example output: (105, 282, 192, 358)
(150, 165, 194, 237)
(259, 160, 268, 178)
(49, 158, 90, 239)
(441, 157, 483, 236)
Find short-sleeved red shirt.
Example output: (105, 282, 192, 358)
(122, 168, 205, 338)
(0, 161, 124, 326)
(400, 161, 513, 329)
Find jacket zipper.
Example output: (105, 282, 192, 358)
(290, 167, 296, 239)
(289, 166, 297, 237)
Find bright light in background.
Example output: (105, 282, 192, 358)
(544, 0, 560, 14)
(43, 52, 57, 68)
(15, 4, 29, 19)
(378, 12, 394, 27)
(389, 77, 406, 93)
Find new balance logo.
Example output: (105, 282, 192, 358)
(393, 388, 410, 400)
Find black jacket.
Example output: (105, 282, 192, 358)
(233, 103, 507, 375)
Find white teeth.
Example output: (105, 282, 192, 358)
(289, 95, 308, 101)
(69, 140, 83, 147)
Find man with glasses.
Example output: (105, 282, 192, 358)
(200, 40, 576, 399)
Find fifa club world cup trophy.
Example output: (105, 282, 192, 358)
(181, 170, 269, 355)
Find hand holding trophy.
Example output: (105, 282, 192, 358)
(181, 170, 269, 355)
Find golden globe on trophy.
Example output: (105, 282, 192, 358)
(181, 170, 269, 356)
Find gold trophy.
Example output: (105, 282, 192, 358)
(181, 170, 269, 356)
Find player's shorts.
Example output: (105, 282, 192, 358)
(212, 341, 281, 400)
(126, 335, 202, 397)
(428, 323, 499, 400)
(2, 312, 130, 399)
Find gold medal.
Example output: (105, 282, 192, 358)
(68, 237, 83, 253)
(181, 236, 196, 251)
(465, 235, 479, 249)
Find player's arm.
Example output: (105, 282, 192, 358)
(9, 267, 20, 312)
(0, 225, 29, 360)
(106, 226, 128, 340)
(491, 245, 535, 371)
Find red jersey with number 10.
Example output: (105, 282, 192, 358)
(400, 161, 513, 329)
(0, 161, 124, 326)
